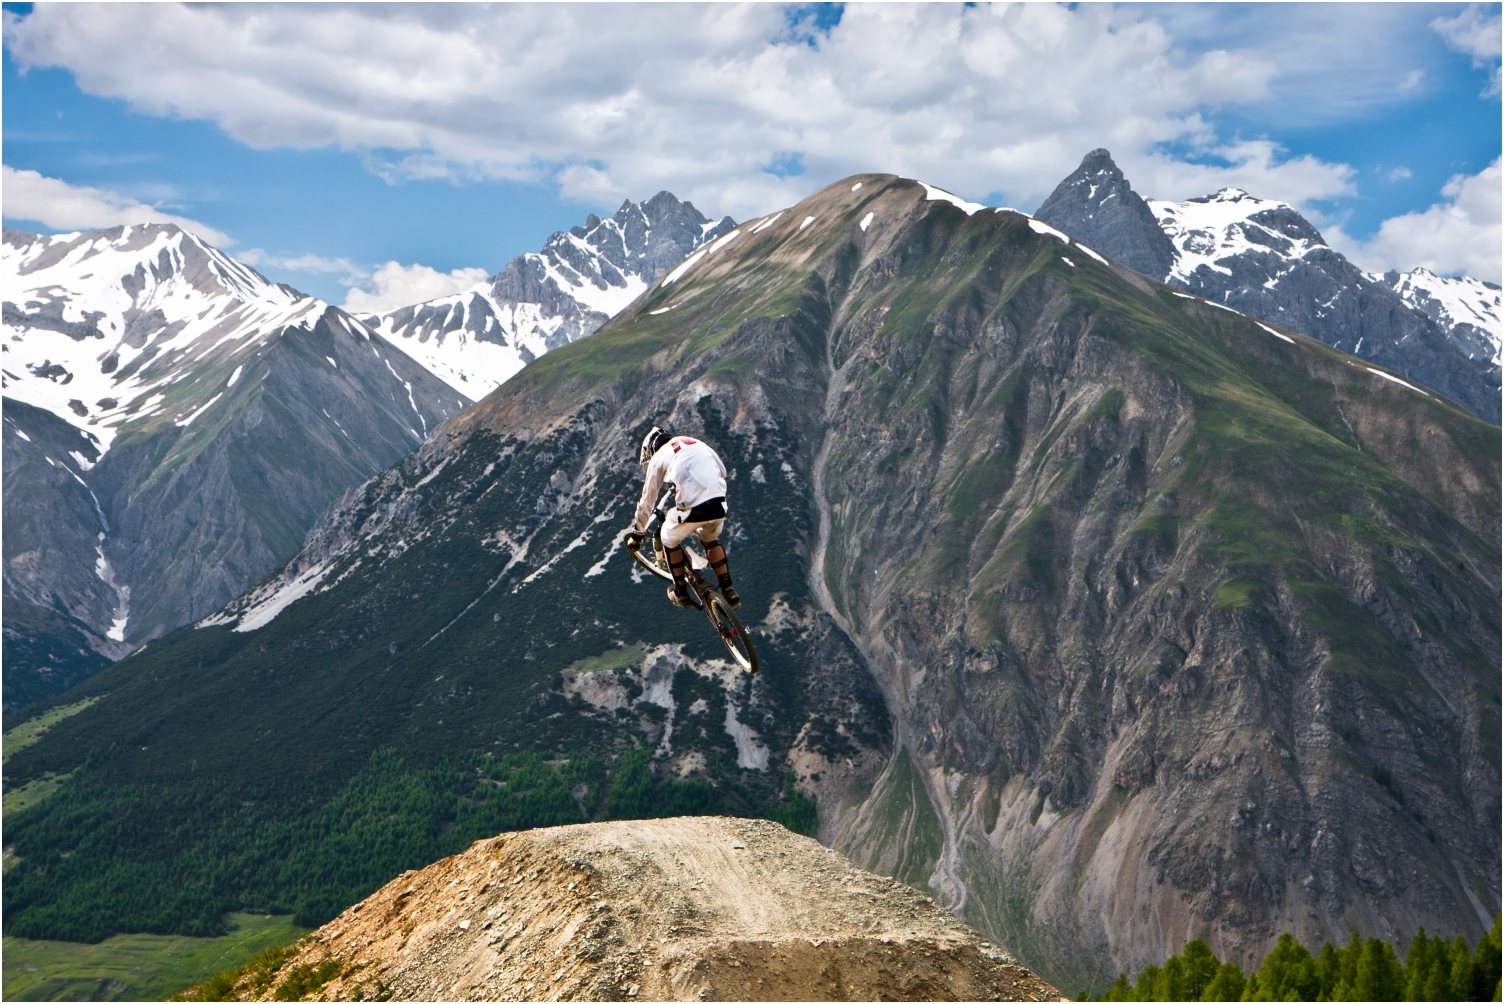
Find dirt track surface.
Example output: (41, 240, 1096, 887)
(242, 816, 1064, 1001)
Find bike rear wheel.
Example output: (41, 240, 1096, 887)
(626, 539, 674, 583)
(706, 591, 758, 674)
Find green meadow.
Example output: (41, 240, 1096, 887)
(2, 912, 304, 1002)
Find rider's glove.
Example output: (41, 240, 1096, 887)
(622, 529, 645, 551)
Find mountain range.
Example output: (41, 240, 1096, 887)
(1, 224, 468, 708)
(361, 192, 734, 400)
(1, 194, 732, 710)
(6, 158, 1495, 715)
(6, 173, 1496, 992)
(1035, 149, 1501, 422)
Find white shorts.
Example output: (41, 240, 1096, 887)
(661, 511, 726, 549)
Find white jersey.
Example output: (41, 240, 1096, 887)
(633, 436, 727, 532)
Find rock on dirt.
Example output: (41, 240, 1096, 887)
(235, 816, 1064, 1001)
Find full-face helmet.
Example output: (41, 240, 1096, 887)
(639, 426, 671, 464)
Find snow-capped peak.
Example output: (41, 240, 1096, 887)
(3, 224, 325, 454)
(1204, 187, 1256, 203)
(1378, 267, 1502, 366)
(365, 193, 736, 400)
(1148, 189, 1326, 285)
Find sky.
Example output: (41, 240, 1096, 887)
(3, 2, 1500, 310)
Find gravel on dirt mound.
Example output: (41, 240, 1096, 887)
(231, 815, 1065, 1001)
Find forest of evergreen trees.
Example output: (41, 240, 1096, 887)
(2, 745, 816, 942)
(1096, 917, 1502, 1001)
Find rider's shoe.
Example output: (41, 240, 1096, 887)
(720, 584, 741, 609)
(667, 583, 694, 608)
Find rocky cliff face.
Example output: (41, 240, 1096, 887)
(221, 817, 1060, 1002)
(363, 193, 735, 400)
(1034, 150, 1502, 423)
(8, 176, 1497, 990)
(1, 225, 469, 707)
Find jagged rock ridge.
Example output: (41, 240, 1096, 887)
(227, 817, 1061, 1002)
(1034, 149, 1501, 422)
(363, 192, 735, 399)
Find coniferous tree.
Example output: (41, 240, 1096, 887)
(1473, 916, 1502, 1002)
(1247, 934, 1320, 1002)
(1452, 934, 1479, 1000)
(1354, 937, 1403, 1001)
(1182, 940, 1220, 999)
(1422, 943, 1455, 1003)
(1331, 929, 1363, 1000)
(1315, 942, 1341, 1000)
(1160, 956, 1191, 1000)
(1201, 961, 1244, 1001)
(1134, 963, 1162, 1000)
(1403, 928, 1440, 1002)
(1096, 915, 1503, 1002)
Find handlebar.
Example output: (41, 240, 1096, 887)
(623, 490, 677, 553)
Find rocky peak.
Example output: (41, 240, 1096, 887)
(366, 190, 737, 401)
(1034, 148, 1178, 280)
(1036, 149, 1499, 420)
(225, 817, 1062, 1002)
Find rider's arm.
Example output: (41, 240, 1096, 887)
(633, 454, 668, 532)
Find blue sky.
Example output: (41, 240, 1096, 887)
(3, 2, 1500, 308)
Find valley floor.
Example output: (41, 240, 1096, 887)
(1, 913, 304, 1002)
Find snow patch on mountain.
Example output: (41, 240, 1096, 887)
(1365, 366, 1431, 397)
(199, 561, 334, 633)
(920, 183, 986, 216)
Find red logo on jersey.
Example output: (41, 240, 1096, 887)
(670, 437, 697, 454)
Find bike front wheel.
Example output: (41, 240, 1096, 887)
(706, 591, 758, 674)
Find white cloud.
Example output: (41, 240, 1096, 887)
(1153, 5, 1458, 120)
(3, 1, 1493, 283)
(341, 261, 489, 315)
(1, 164, 231, 244)
(0, 2, 1347, 220)
(1129, 139, 1358, 210)
(236, 248, 368, 288)
(1386, 166, 1414, 183)
(1333, 160, 1502, 284)
(1432, 4, 1503, 96)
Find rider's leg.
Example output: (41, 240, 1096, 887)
(661, 541, 694, 604)
(704, 539, 732, 587)
(702, 533, 739, 608)
(664, 543, 692, 605)
(659, 514, 695, 606)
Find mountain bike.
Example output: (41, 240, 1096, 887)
(623, 493, 758, 675)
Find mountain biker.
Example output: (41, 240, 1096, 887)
(622, 426, 740, 610)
